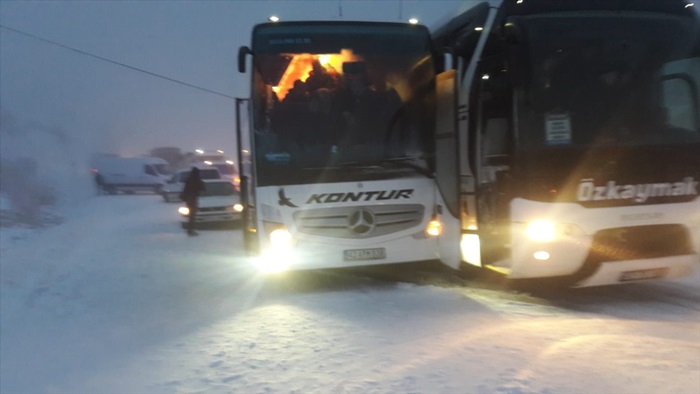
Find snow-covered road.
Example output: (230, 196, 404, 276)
(1, 195, 699, 394)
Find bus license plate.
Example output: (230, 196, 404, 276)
(619, 268, 669, 282)
(343, 247, 386, 262)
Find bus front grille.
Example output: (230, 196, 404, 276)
(199, 206, 227, 213)
(587, 224, 694, 262)
(293, 204, 425, 238)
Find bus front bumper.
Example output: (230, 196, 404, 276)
(250, 236, 438, 273)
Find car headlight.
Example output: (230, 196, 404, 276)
(233, 203, 244, 212)
(178, 206, 190, 216)
(525, 220, 556, 242)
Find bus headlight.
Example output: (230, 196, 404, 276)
(270, 228, 293, 250)
(178, 206, 190, 216)
(425, 219, 442, 237)
(233, 203, 244, 212)
(525, 220, 556, 242)
(256, 227, 295, 273)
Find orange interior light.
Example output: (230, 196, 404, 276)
(274, 49, 361, 100)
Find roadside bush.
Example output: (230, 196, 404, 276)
(0, 157, 60, 227)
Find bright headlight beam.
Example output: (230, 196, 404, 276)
(256, 254, 291, 273)
(257, 228, 294, 273)
(269, 228, 292, 249)
(526, 220, 556, 242)
(426, 219, 442, 237)
(533, 251, 551, 260)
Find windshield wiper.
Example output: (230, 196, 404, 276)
(339, 157, 434, 178)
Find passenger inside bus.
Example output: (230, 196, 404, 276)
(271, 78, 311, 149)
(305, 59, 338, 93)
(335, 61, 402, 149)
(270, 57, 403, 159)
(272, 60, 340, 150)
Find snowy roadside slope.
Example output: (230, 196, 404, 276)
(0, 194, 252, 392)
(1, 195, 699, 394)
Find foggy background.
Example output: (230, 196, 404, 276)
(0, 0, 473, 223)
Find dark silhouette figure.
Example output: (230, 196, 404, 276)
(273, 79, 312, 149)
(336, 62, 402, 147)
(305, 60, 337, 93)
(181, 167, 206, 236)
(285, 79, 310, 102)
(94, 171, 105, 195)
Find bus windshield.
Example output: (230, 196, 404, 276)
(250, 23, 435, 186)
(513, 13, 700, 150)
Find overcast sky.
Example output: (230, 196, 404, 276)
(0, 0, 477, 158)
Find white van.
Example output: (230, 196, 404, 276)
(94, 156, 170, 194)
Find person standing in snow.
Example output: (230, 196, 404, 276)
(94, 171, 106, 195)
(181, 167, 205, 236)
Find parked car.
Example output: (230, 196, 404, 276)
(177, 179, 243, 228)
(205, 160, 240, 191)
(161, 167, 221, 202)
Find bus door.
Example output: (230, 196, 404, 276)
(436, 2, 496, 269)
(435, 69, 462, 269)
(473, 35, 514, 268)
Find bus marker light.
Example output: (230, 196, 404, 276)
(426, 219, 442, 237)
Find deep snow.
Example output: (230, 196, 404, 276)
(1, 194, 698, 394)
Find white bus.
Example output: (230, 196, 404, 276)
(237, 21, 445, 272)
(430, 0, 700, 286)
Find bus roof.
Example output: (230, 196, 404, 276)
(431, 0, 697, 52)
(497, 0, 697, 18)
(252, 20, 425, 31)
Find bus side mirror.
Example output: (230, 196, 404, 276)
(238, 46, 252, 73)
